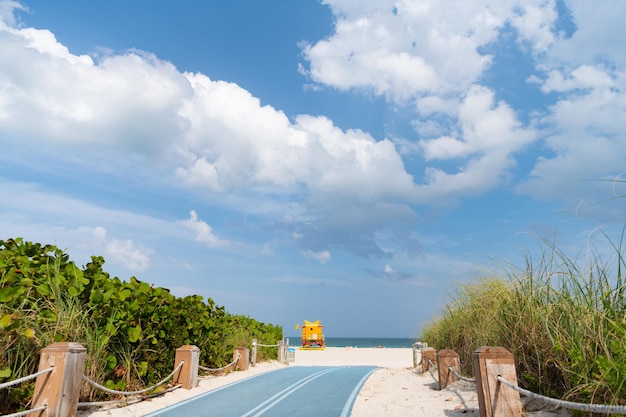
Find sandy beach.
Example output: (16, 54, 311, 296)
(77, 347, 569, 417)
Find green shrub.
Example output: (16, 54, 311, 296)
(0, 238, 283, 412)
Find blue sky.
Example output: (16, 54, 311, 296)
(1, 0, 625, 338)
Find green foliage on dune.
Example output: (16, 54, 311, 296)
(0, 237, 283, 413)
(421, 235, 626, 409)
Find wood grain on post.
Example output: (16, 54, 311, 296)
(31, 342, 86, 417)
(234, 347, 249, 371)
(473, 346, 522, 417)
(174, 345, 200, 389)
(421, 347, 437, 373)
(437, 349, 460, 390)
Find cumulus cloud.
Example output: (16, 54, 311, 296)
(302, 0, 558, 101)
(104, 238, 153, 272)
(178, 210, 230, 248)
(416, 85, 536, 199)
(302, 249, 331, 264)
(2, 0, 626, 258)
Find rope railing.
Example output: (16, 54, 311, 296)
(0, 367, 54, 390)
(448, 366, 476, 383)
(82, 360, 184, 396)
(497, 375, 626, 415)
(3, 342, 263, 416)
(2, 404, 47, 417)
(255, 343, 279, 348)
(199, 355, 240, 373)
(77, 384, 182, 409)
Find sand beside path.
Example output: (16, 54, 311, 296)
(78, 347, 569, 417)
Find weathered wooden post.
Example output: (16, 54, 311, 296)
(412, 344, 420, 368)
(283, 338, 290, 365)
(277, 339, 284, 364)
(251, 339, 257, 367)
(473, 346, 522, 417)
(234, 347, 249, 371)
(437, 349, 460, 390)
(174, 345, 200, 389)
(412, 342, 428, 368)
(421, 347, 437, 373)
(31, 342, 86, 417)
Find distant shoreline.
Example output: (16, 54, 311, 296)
(287, 336, 418, 349)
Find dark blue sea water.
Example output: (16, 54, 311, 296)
(324, 337, 417, 348)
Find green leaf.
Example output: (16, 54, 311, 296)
(0, 367, 11, 379)
(0, 314, 12, 329)
(137, 361, 148, 376)
(128, 325, 141, 343)
(0, 286, 16, 303)
(21, 328, 35, 338)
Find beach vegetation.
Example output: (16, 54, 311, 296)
(421, 230, 626, 410)
(0, 238, 283, 414)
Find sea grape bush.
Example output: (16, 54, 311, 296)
(0, 238, 283, 413)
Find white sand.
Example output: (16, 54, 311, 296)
(78, 347, 570, 417)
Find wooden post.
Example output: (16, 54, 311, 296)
(251, 339, 257, 367)
(473, 346, 522, 417)
(174, 345, 200, 389)
(277, 339, 284, 364)
(412, 345, 421, 368)
(437, 349, 460, 390)
(31, 342, 86, 417)
(234, 347, 249, 371)
(421, 347, 437, 373)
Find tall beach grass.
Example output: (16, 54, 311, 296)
(421, 233, 626, 408)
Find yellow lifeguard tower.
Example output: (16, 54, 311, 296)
(300, 320, 325, 349)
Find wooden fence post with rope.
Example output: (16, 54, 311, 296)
(31, 342, 87, 417)
(174, 345, 200, 389)
(421, 347, 437, 373)
(251, 339, 258, 367)
(234, 347, 249, 371)
(437, 349, 460, 390)
(473, 346, 522, 417)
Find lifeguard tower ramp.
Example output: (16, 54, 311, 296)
(300, 320, 325, 349)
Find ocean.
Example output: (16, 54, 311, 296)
(322, 337, 417, 348)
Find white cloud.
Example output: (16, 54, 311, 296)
(178, 210, 230, 248)
(541, 65, 616, 94)
(104, 238, 153, 272)
(416, 85, 536, 199)
(302, 249, 331, 264)
(548, 1, 626, 68)
(517, 79, 626, 199)
(2, 0, 625, 221)
(303, 0, 558, 102)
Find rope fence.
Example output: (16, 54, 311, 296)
(448, 366, 475, 383)
(82, 361, 184, 396)
(199, 355, 240, 373)
(1, 404, 47, 417)
(1, 341, 265, 417)
(77, 384, 182, 409)
(0, 367, 54, 390)
(251, 338, 290, 367)
(416, 345, 626, 417)
(497, 375, 626, 415)
(0, 367, 54, 417)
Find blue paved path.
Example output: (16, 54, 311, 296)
(142, 366, 377, 417)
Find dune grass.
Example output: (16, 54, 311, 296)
(420, 235, 626, 407)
